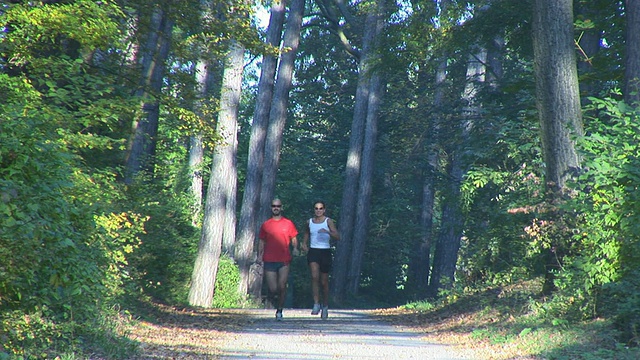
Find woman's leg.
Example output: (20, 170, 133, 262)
(309, 262, 321, 304)
(320, 272, 330, 306)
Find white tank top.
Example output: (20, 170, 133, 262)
(309, 217, 331, 249)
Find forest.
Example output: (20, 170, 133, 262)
(2, 0, 640, 358)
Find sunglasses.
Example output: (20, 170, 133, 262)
(314, 207, 324, 210)
(271, 204, 282, 208)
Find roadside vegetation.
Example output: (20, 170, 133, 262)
(379, 279, 640, 360)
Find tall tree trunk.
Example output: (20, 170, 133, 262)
(428, 46, 486, 297)
(249, 0, 305, 300)
(532, 0, 583, 196)
(190, 59, 219, 227)
(345, 0, 386, 295)
(257, 0, 306, 218)
(532, 0, 583, 294)
(408, 0, 451, 298)
(409, 57, 446, 297)
(331, 6, 379, 303)
(236, 0, 286, 298)
(125, 7, 173, 184)
(188, 41, 244, 307)
(189, 134, 204, 227)
(347, 73, 384, 295)
(223, 138, 238, 256)
(428, 161, 463, 297)
(624, 0, 640, 105)
(249, 0, 304, 298)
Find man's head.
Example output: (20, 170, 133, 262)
(271, 199, 283, 217)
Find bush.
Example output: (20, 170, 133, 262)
(213, 256, 243, 308)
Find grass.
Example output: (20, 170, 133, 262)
(374, 279, 640, 360)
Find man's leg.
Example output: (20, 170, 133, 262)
(276, 264, 290, 310)
(264, 269, 279, 308)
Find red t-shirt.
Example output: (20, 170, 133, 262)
(259, 217, 298, 263)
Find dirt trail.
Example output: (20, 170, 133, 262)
(129, 306, 471, 359)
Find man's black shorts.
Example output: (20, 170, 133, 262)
(307, 248, 332, 273)
(264, 261, 289, 272)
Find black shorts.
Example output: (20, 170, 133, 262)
(307, 248, 333, 273)
(264, 261, 289, 272)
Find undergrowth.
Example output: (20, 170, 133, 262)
(377, 278, 640, 360)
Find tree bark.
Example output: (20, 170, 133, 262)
(258, 0, 306, 219)
(410, 57, 446, 297)
(344, 0, 386, 295)
(624, 0, 640, 105)
(188, 41, 244, 307)
(190, 59, 219, 227)
(235, 0, 286, 298)
(125, 7, 173, 184)
(532, 0, 583, 294)
(331, 5, 379, 303)
(428, 46, 485, 297)
(189, 134, 204, 227)
(347, 72, 384, 295)
(248, 0, 305, 301)
(532, 0, 583, 197)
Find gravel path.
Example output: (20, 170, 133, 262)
(215, 308, 470, 359)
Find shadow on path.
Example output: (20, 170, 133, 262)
(215, 308, 469, 359)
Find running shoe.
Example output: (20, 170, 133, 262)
(311, 303, 321, 315)
(321, 306, 328, 320)
(275, 310, 283, 321)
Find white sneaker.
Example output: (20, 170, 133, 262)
(311, 303, 321, 315)
(321, 306, 328, 319)
(276, 310, 283, 321)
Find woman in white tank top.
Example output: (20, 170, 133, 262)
(301, 201, 340, 319)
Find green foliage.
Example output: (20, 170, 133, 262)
(538, 95, 640, 337)
(124, 176, 201, 305)
(571, 98, 640, 341)
(0, 82, 142, 357)
(212, 256, 243, 308)
(400, 300, 435, 311)
(1, 2, 144, 357)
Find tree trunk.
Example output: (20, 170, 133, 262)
(190, 59, 219, 227)
(235, 0, 286, 298)
(189, 134, 204, 227)
(532, 0, 583, 294)
(343, 0, 386, 295)
(532, 0, 583, 197)
(428, 45, 485, 297)
(624, 0, 640, 105)
(331, 6, 379, 303)
(257, 0, 306, 218)
(248, 0, 305, 301)
(188, 41, 244, 307)
(409, 57, 446, 297)
(408, 0, 452, 298)
(410, 160, 436, 293)
(347, 72, 384, 295)
(125, 7, 173, 184)
(223, 138, 238, 256)
(249, 0, 304, 298)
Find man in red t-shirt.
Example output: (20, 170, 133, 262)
(257, 198, 299, 320)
